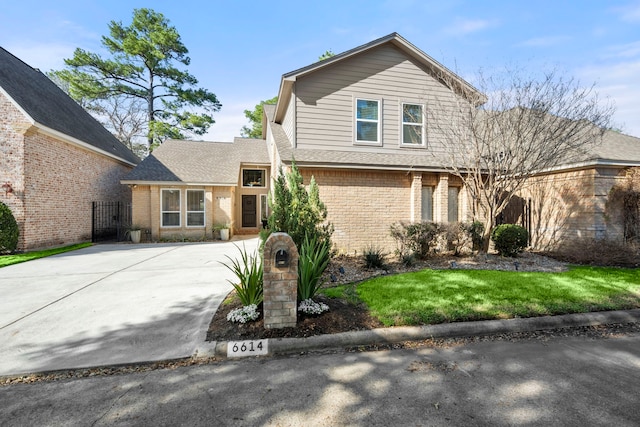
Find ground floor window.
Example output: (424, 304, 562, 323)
(161, 189, 181, 227)
(421, 186, 433, 221)
(186, 190, 205, 227)
(448, 187, 459, 222)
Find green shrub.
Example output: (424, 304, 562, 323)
(298, 234, 331, 301)
(400, 253, 416, 267)
(266, 161, 333, 250)
(464, 221, 485, 251)
(491, 224, 528, 257)
(0, 202, 19, 254)
(390, 221, 440, 260)
(222, 245, 263, 306)
(362, 245, 386, 269)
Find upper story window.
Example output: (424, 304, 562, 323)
(355, 98, 380, 144)
(161, 189, 181, 227)
(401, 103, 425, 146)
(242, 169, 266, 187)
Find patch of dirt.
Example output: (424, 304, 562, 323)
(206, 252, 569, 342)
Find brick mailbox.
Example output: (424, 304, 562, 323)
(263, 232, 299, 329)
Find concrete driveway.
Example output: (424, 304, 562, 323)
(0, 238, 259, 377)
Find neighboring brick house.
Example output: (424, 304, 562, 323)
(121, 138, 270, 241)
(0, 47, 139, 250)
(123, 33, 640, 252)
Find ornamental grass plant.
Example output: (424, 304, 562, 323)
(222, 244, 263, 306)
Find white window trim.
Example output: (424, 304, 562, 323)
(260, 194, 269, 222)
(161, 188, 181, 228)
(354, 97, 382, 146)
(400, 102, 426, 148)
(186, 189, 206, 228)
(241, 168, 267, 188)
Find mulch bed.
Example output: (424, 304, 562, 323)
(206, 252, 570, 342)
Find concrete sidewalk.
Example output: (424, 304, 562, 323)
(0, 239, 258, 377)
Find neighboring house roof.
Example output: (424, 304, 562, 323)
(589, 130, 640, 166)
(273, 32, 485, 124)
(0, 47, 139, 165)
(121, 138, 269, 185)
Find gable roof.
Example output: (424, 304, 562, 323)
(121, 138, 269, 185)
(0, 47, 139, 165)
(273, 32, 485, 124)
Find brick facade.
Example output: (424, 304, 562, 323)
(299, 168, 472, 254)
(522, 167, 632, 250)
(131, 185, 236, 241)
(0, 91, 133, 250)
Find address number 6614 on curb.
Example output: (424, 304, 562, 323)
(227, 340, 268, 357)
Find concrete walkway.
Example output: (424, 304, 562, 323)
(0, 239, 259, 376)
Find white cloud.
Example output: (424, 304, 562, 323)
(613, 3, 640, 22)
(444, 18, 496, 36)
(518, 36, 571, 48)
(4, 42, 76, 71)
(604, 40, 640, 58)
(201, 100, 258, 142)
(579, 60, 640, 136)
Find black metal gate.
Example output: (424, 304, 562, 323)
(496, 196, 531, 242)
(92, 201, 131, 242)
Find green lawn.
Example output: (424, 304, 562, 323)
(0, 243, 92, 268)
(322, 266, 640, 326)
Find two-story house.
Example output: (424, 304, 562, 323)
(123, 33, 640, 252)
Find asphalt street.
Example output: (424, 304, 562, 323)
(2, 330, 639, 426)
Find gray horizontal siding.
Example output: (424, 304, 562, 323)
(295, 44, 465, 156)
(282, 94, 295, 147)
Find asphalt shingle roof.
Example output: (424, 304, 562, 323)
(122, 138, 269, 184)
(0, 47, 139, 165)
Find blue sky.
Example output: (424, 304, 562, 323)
(1, 0, 639, 140)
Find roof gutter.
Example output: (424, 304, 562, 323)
(120, 180, 236, 187)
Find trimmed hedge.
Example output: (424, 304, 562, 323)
(0, 202, 19, 254)
(491, 224, 528, 257)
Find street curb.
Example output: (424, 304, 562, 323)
(194, 309, 640, 359)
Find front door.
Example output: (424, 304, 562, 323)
(242, 195, 257, 228)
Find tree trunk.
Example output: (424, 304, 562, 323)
(147, 72, 154, 149)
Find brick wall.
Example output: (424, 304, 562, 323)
(1, 92, 134, 250)
(299, 168, 411, 254)
(20, 130, 132, 249)
(0, 92, 28, 245)
(520, 168, 625, 250)
(298, 168, 473, 254)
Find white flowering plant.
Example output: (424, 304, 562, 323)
(227, 304, 260, 323)
(298, 299, 330, 315)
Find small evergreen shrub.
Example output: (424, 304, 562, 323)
(390, 221, 440, 260)
(362, 245, 386, 269)
(491, 224, 528, 257)
(265, 161, 333, 250)
(0, 202, 19, 254)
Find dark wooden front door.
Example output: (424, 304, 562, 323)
(242, 195, 257, 228)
